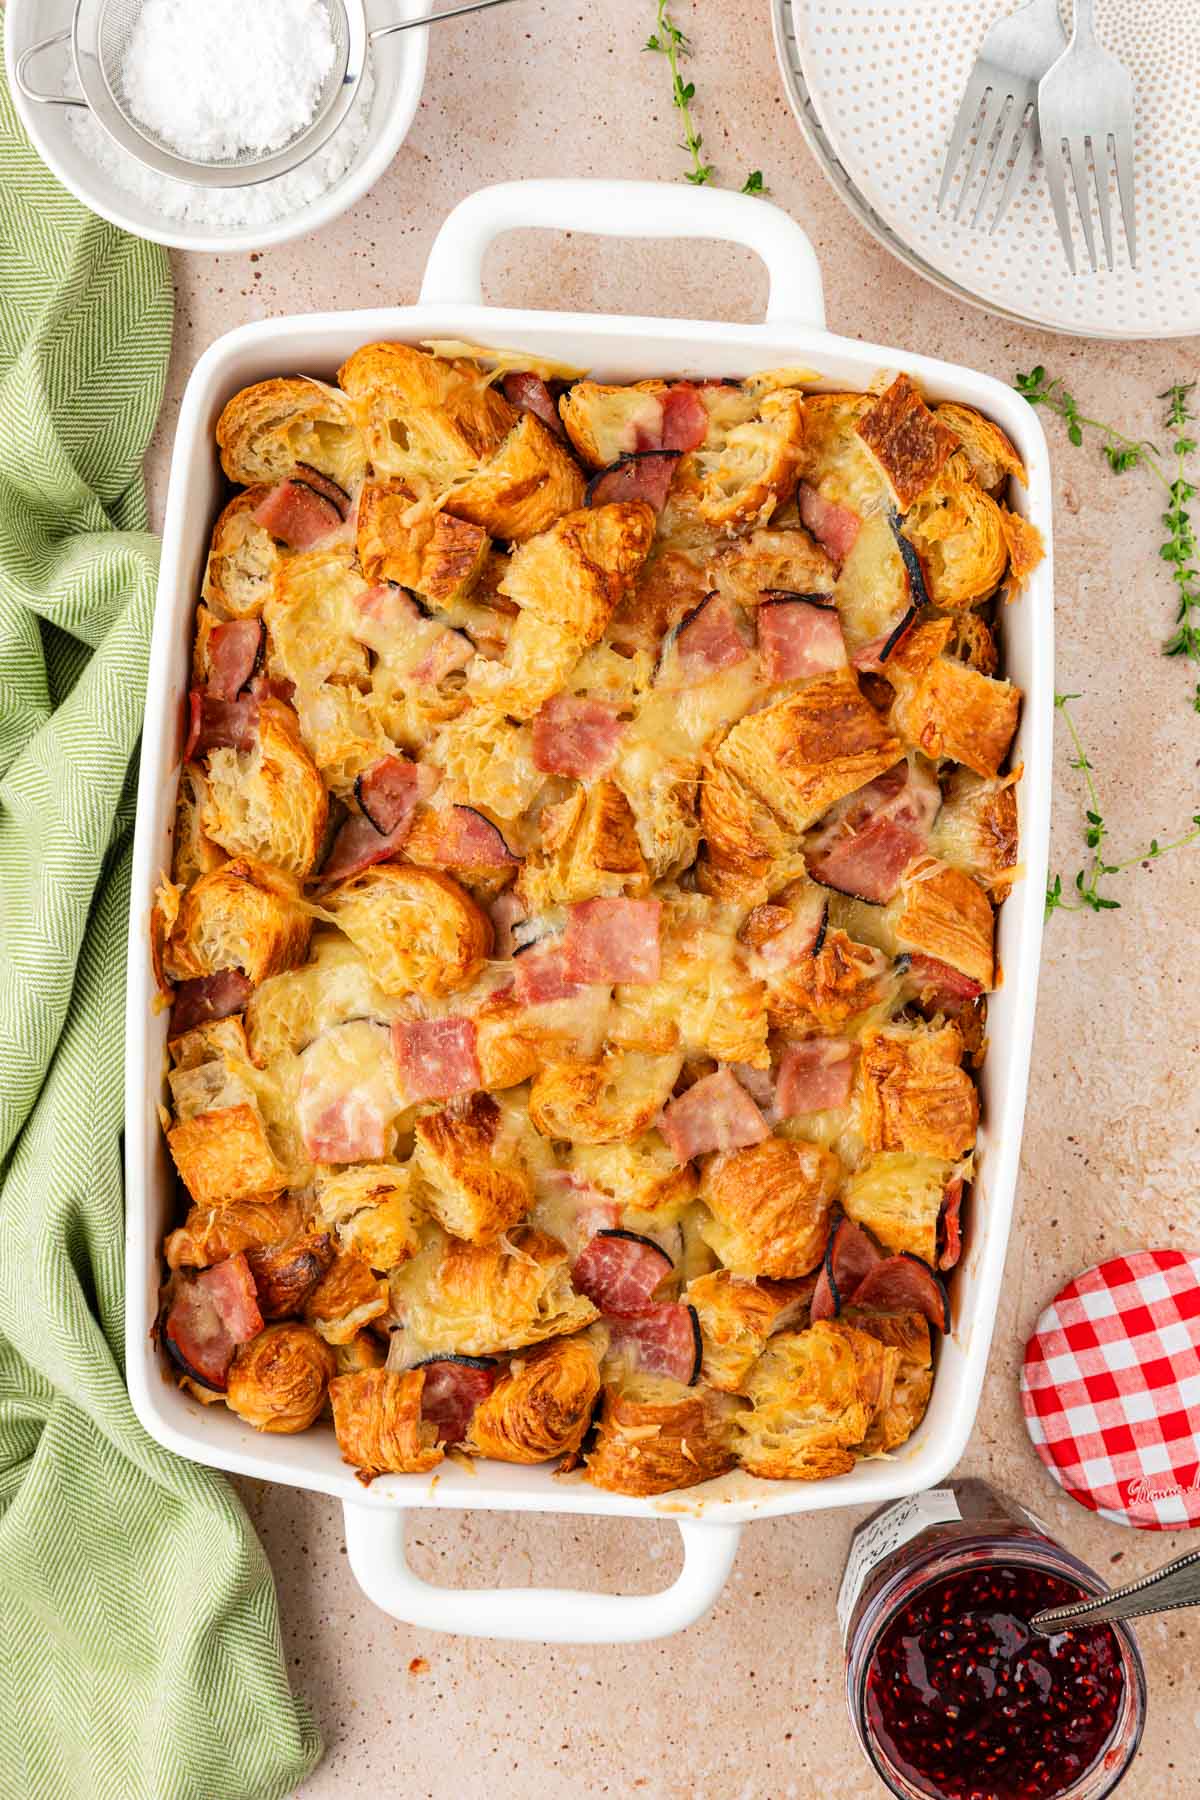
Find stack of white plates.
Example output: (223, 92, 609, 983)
(773, 0, 1200, 339)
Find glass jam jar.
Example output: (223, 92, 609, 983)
(839, 1480, 1147, 1800)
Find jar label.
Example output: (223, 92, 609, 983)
(837, 1488, 962, 1644)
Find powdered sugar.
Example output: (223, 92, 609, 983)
(120, 0, 337, 161)
(67, 60, 375, 228)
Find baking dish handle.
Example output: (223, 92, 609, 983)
(342, 1502, 742, 1643)
(418, 178, 826, 328)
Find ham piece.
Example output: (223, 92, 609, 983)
(183, 688, 258, 761)
(162, 1252, 263, 1390)
(775, 1038, 857, 1117)
(572, 1231, 673, 1318)
(668, 593, 749, 687)
(658, 1067, 769, 1162)
(798, 481, 861, 563)
(512, 939, 588, 1006)
(252, 478, 343, 549)
(501, 372, 565, 438)
(757, 596, 846, 683)
(562, 898, 661, 985)
(939, 1177, 964, 1272)
(658, 383, 709, 452)
(532, 694, 622, 779)
(586, 450, 680, 512)
(607, 1303, 701, 1384)
(418, 1358, 498, 1443)
(392, 1016, 481, 1103)
(168, 969, 253, 1037)
(806, 761, 941, 904)
(206, 618, 263, 700)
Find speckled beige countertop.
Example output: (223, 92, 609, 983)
(142, 4, 1200, 1795)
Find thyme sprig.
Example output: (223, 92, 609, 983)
(645, 4, 766, 196)
(1045, 692, 1200, 917)
(1015, 368, 1200, 710)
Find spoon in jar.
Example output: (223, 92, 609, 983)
(1030, 1545, 1200, 1634)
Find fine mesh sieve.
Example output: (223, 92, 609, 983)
(16, 0, 521, 189)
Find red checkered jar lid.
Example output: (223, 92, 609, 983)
(1021, 1250, 1200, 1529)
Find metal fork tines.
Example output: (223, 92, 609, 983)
(1038, 0, 1137, 272)
(938, 0, 1066, 231)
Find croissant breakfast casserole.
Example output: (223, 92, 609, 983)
(152, 344, 1040, 1494)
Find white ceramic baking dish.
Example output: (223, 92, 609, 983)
(125, 178, 1053, 1644)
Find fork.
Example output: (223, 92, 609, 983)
(937, 0, 1067, 230)
(1037, 0, 1137, 272)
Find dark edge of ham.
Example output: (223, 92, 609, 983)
(585, 450, 680, 512)
(183, 688, 259, 762)
(415, 1355, 499, 1444)
(877, 603, 920, 663)
(682, 1303, 703, 1384)
(294, 462, 352, 519)
(887, 510, 933, 609)
(314, 811, 407, 888)
(168, 969, 253, 1038)
(760, 588, 838, 611)
(501, 372, 566, 439)
(595, 1228, 674, 1263)
(938, 1177, 964, 1271)
(207, 618, 264, 701)
(810, 1216, 884, 1324)
(852, 1253, 951, 1335)
(355, 755, 422, 837)
(446, 805, 521, 868)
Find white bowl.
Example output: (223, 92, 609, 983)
(4, 0, 428, 253)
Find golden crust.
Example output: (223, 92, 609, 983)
(528, 1050, 683, 1146)
(517, 779, 647, 912)
(413, 1093, 533, 1245)
(464, 1335, 602, 1463)
(202, 488, 281, 620)
(859, 1020, 978, 1160)
(568, 1136, 698, 1217)
(762, 929, 893, 1037)
(322, 863, 492, 998)
(713, 670, 902, 835)
(163, 857, 311, 987)
(797, 391, 886, 517)
(843, 1306, 934, 1455)
(465, 607, 586, 719)
(735, 1320, 900, 1480)
(499, 501, 656, 646)
(202, 697, 328, 878)
(610, 546, 707, 653)
(329, 1367, 444, 1478)
(167, 1102, 284, 1206)
(935, 402, 1026, 492)
(355, 477, 428, 588)
(449, 413, 586, 542)
(930, 769, 1019, 898)
(702, 1137, 841, 1278)
(694, 388, 805, 529)
(558, 380, 669, 467)
(888, 624, 1021, 778)
(902, 467, 1008, 609)
(246, 1231, 336, 1319)
(333, 1174, 422, 1274)
(697, 762, 803, 908)
(168, 1014, 250, 1072)
(216, 376, 366, 491)
(418, 510, 491, 605)
(226, 1324, 336, 1433)
(172, 764, 225, 890)
(707, 525, 835, 610)
(164, 1193, 300, 1269)
(893, 858, 995, 990)
(334, 1331, 387, 1374)
(855, 374, 959, 511)
(304, 1250, 391, 1345)
(337, 342, 515, 492)
(687, 1270, 814, 1393)
(585, 1374, 737, 1496)
(388, 1225, 599, 1357)
(998, 505, 1045, 592)
(842, 1152, 952, 1266)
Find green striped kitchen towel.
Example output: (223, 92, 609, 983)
(0, 31, 322, 1800)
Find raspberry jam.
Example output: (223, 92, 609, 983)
(865, 1562, 1125, 1800)
(841, 1484, 1146, 1800)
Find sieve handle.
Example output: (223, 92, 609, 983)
(369, 0, 525, 42)
(14, 31, 87, 108)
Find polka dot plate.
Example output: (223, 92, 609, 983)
(774, 0, 1200, 339)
